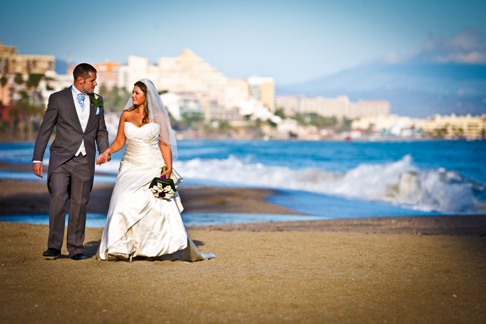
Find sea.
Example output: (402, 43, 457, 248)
(1, 139, 485, 226)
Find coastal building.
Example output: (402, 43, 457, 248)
(351, 113, 486, 140)
(118, 49, 276, 122)
(352, 115, 422, 137)
(0, 42, 55, 76)
(248, 77, 275, 110)
(160, 92, 204, 121)
(118, 55, 159, 91)
(66, 61, 124, 91)
(156, 49, 236, 119)
(0, 41, 55, 107)
(276, 95, 390, 119)
(421, 114, 486, 140)
(93, 61, 123, 90)
(156, 49, 260, 121)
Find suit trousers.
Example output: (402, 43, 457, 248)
(47, 155, 93, 256)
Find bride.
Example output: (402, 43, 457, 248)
(96, 79, 214, 262)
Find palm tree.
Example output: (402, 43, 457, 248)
(8, 73, 45, 140)
(25, 74, 45, 140)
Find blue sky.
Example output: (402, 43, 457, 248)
(1, 0, 485, 84)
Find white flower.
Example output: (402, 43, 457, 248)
(91, 93, 103, 107)
(150, 181, 175, 200)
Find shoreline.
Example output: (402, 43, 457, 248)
(0, 161, 299, 216)
(1, 176, 485, 236)
(0, 178, 299, 216)
(1, 161, 486, 235)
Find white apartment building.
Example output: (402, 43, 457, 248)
(352, 113, 486, 139)
(119, 49, 275, 122)
(248, 77, 275, 110)
(119, 56, 159, 90)
(277, 95, 390, 119)
(421, 114, 486, 139)
(93, 61, 123, 90)
(352, 114, 422, 136)
(157, 49, 250, 120)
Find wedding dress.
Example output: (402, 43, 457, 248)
(97, 122, 214, 261)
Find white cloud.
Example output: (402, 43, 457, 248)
(413, 28, 486, 64)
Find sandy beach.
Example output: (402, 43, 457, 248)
(0, 163, 485, 323)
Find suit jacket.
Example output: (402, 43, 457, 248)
(32, 87, 109, 186)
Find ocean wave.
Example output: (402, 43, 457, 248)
(175, 155, 486, 214)
(3, 141, 484, 215)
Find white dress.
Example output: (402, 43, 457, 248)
(97, 122, 214, 261)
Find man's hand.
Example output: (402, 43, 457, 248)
(32, 162, 44, 178)
(96, 152, 111, 165)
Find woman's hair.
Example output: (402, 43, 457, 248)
(127, 80, 149, 124)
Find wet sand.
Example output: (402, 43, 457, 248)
(0, 163, 485, 322)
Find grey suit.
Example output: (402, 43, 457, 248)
(33, 86, 109, 255)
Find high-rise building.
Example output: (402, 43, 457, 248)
(156, 49, 248, 119)
(0, 42, 55, 106)
(120, 49, 276, 122)
(93, 61, 123, 90)
(0, 41, 55, 76)
(276, 95, 390, 119)
(248, 77, 275, 110)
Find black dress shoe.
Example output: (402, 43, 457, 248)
(42, 248, 61, 257)
(71, 253, 88, 260)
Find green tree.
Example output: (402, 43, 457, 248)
(26, 74, 43, 89)
(336, 117, 353, 132)
(0, 75, 7, 87)
(266, 119, 277, 128)
(202, 119, 234, 137)
(244, 118, 265, 138)
(6, 73, 46, 140)
(274, 107, 286, 119)
(180, 111, 204, 129)
(99, 85, 131, 112)
(433, 127, 448, 138)
(14, 73, 24, 85)
(294, 112, 338, 129)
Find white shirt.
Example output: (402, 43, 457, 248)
(71, 85, 90, 156)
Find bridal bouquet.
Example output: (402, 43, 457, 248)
(149, 166, 177, 200)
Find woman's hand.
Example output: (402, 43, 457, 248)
(160, 167, 172, 180)
(96, 151, 111, 165)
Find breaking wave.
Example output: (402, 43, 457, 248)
(175, 155, 486, 214)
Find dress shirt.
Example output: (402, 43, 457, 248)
(71, 85, 90, 156)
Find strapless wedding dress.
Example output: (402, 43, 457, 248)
(97, 122, 214, 261)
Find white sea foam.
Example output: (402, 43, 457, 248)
(4, 141, 484, 216)
(174, 155, 486, 214)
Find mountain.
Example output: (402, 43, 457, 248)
(276, 63, 486, 117)
(277, 29, 486, 118)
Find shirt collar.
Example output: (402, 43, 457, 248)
(71, 85, 85, 96)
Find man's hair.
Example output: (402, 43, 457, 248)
(73, 63, 97, 81)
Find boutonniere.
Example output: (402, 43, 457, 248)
(91, 94, 103, 108)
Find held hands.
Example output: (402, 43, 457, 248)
(96, 151, 111, 165)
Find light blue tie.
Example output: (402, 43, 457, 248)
(77, 93, 85, 108)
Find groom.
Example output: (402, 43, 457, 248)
(32, 63, 109, 260)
